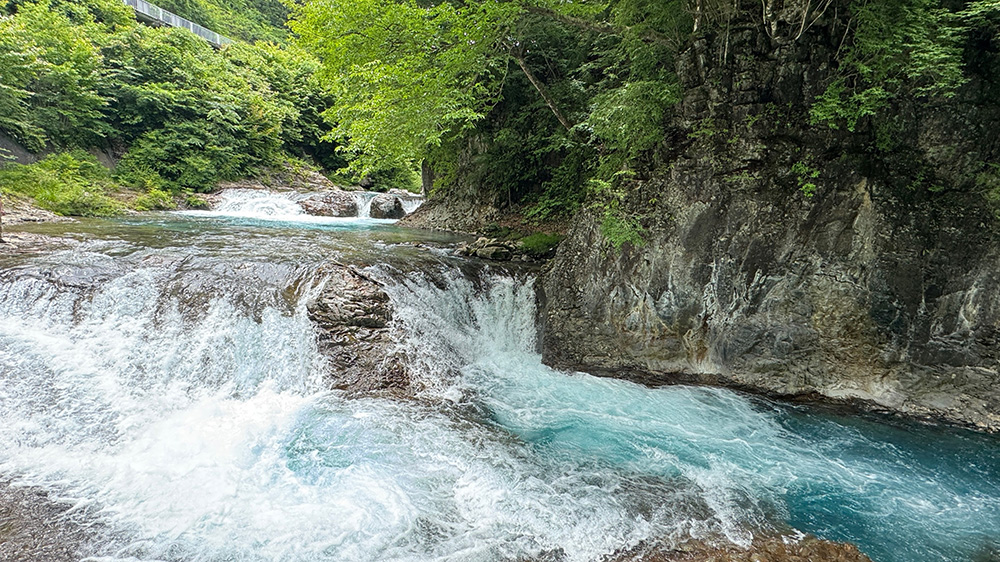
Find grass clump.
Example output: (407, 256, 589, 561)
(518, 232, 564, 258)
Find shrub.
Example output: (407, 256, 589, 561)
(0, 151, 124, 216)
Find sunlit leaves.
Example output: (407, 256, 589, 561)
(291, 0, 522, 174)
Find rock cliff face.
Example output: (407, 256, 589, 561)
(541, 3, 1000, 431)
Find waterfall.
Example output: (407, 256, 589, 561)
(0, 216, 998, 562)
(400, 196, 424, 215)
(351, 191, 376, 218)
(187, 189, 423, 221)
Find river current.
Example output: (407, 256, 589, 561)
(1, 192, 998, 562)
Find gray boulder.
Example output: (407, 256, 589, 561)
(369, 194, 405, 219)
(307, 264, 407, 395)
(298, 191, 358, 217)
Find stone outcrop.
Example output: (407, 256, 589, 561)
(399, 196, 504, 233)
(307, 263, 407, 395)
(541, 1, 1000, 431)
(369, 193, 406, 219)
(297, 191, 359, 217)
(458, 237, 515, 261)
(1, 196, 70, 225)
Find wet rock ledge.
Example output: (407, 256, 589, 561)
(611, 536, 872, 562)
(307, 263, 408, 395)
(0, 481, 93, 562)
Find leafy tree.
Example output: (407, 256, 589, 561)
(291, 0, 691, 218)
(291, 0, 522, 175)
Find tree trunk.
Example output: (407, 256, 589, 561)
(512, 51, 574, 132)
(420, 159, 434, 196)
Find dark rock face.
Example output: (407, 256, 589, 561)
(298, 191, 359, 217)
(370, 194, 406, 219)
(307, 264, 407, 395)
(542, 2, 1000, 430)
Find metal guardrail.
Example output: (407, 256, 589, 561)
(122, 0, 233, 48)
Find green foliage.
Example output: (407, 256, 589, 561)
(292, 0, 690, 204)
(792, 160, 821, 197)
(518, 232, 564, 257)
(0, 0, 349, 198)
(147, 0, 288, 42)
(525, 144, 594, 221)
(184, 192, 211, 209)
(811, 0, 994, 131)
(588, 178, 644, 251)
(600, 208, 645, 251)
(688, 117, 725, 140)
(0, 0, 118, 150)
(133, 188, 175, 210)
(0, 151, 124, 216)
(291, 0, 522, 175)
(588, 80, 679, 156)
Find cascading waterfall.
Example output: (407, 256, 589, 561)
(205, 188, 309, 219)
(399, 197, 424, 215)
(187, 188, 423, 221)
(0, 216, 998, 562)
(352, 191, 378, 218)
(379, 270, 1000, 562)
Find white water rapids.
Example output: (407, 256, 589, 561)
(0, 213, 998, 562)
(182, 188, 423, 222)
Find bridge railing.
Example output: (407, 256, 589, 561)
(122, 0, 233, 48)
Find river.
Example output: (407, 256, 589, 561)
(1, 192, 998, 562)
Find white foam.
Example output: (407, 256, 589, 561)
(178, 189, 397, 224)
(1, 240, 998, 562)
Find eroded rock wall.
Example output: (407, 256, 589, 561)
(541, 2, 1000, 430)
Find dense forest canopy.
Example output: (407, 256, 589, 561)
(291, 0, 1000, 224)
(1, 0, 999, 219)
(0, 0, 357, 214)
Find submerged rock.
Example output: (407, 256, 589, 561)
(369, 194, 405, 219)
(609, 535, 872, 562)
(297, 191, 359, 217)
(307, 263, 407, 395)
(0, 481, 94, 562)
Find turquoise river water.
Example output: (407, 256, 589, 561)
(0, 191, 998, 562)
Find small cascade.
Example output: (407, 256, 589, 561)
(189, 188, 423, 221)
(352, 191, 378, 218)
(400, 196, 424, 215)
(209, 188, 305, 219)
